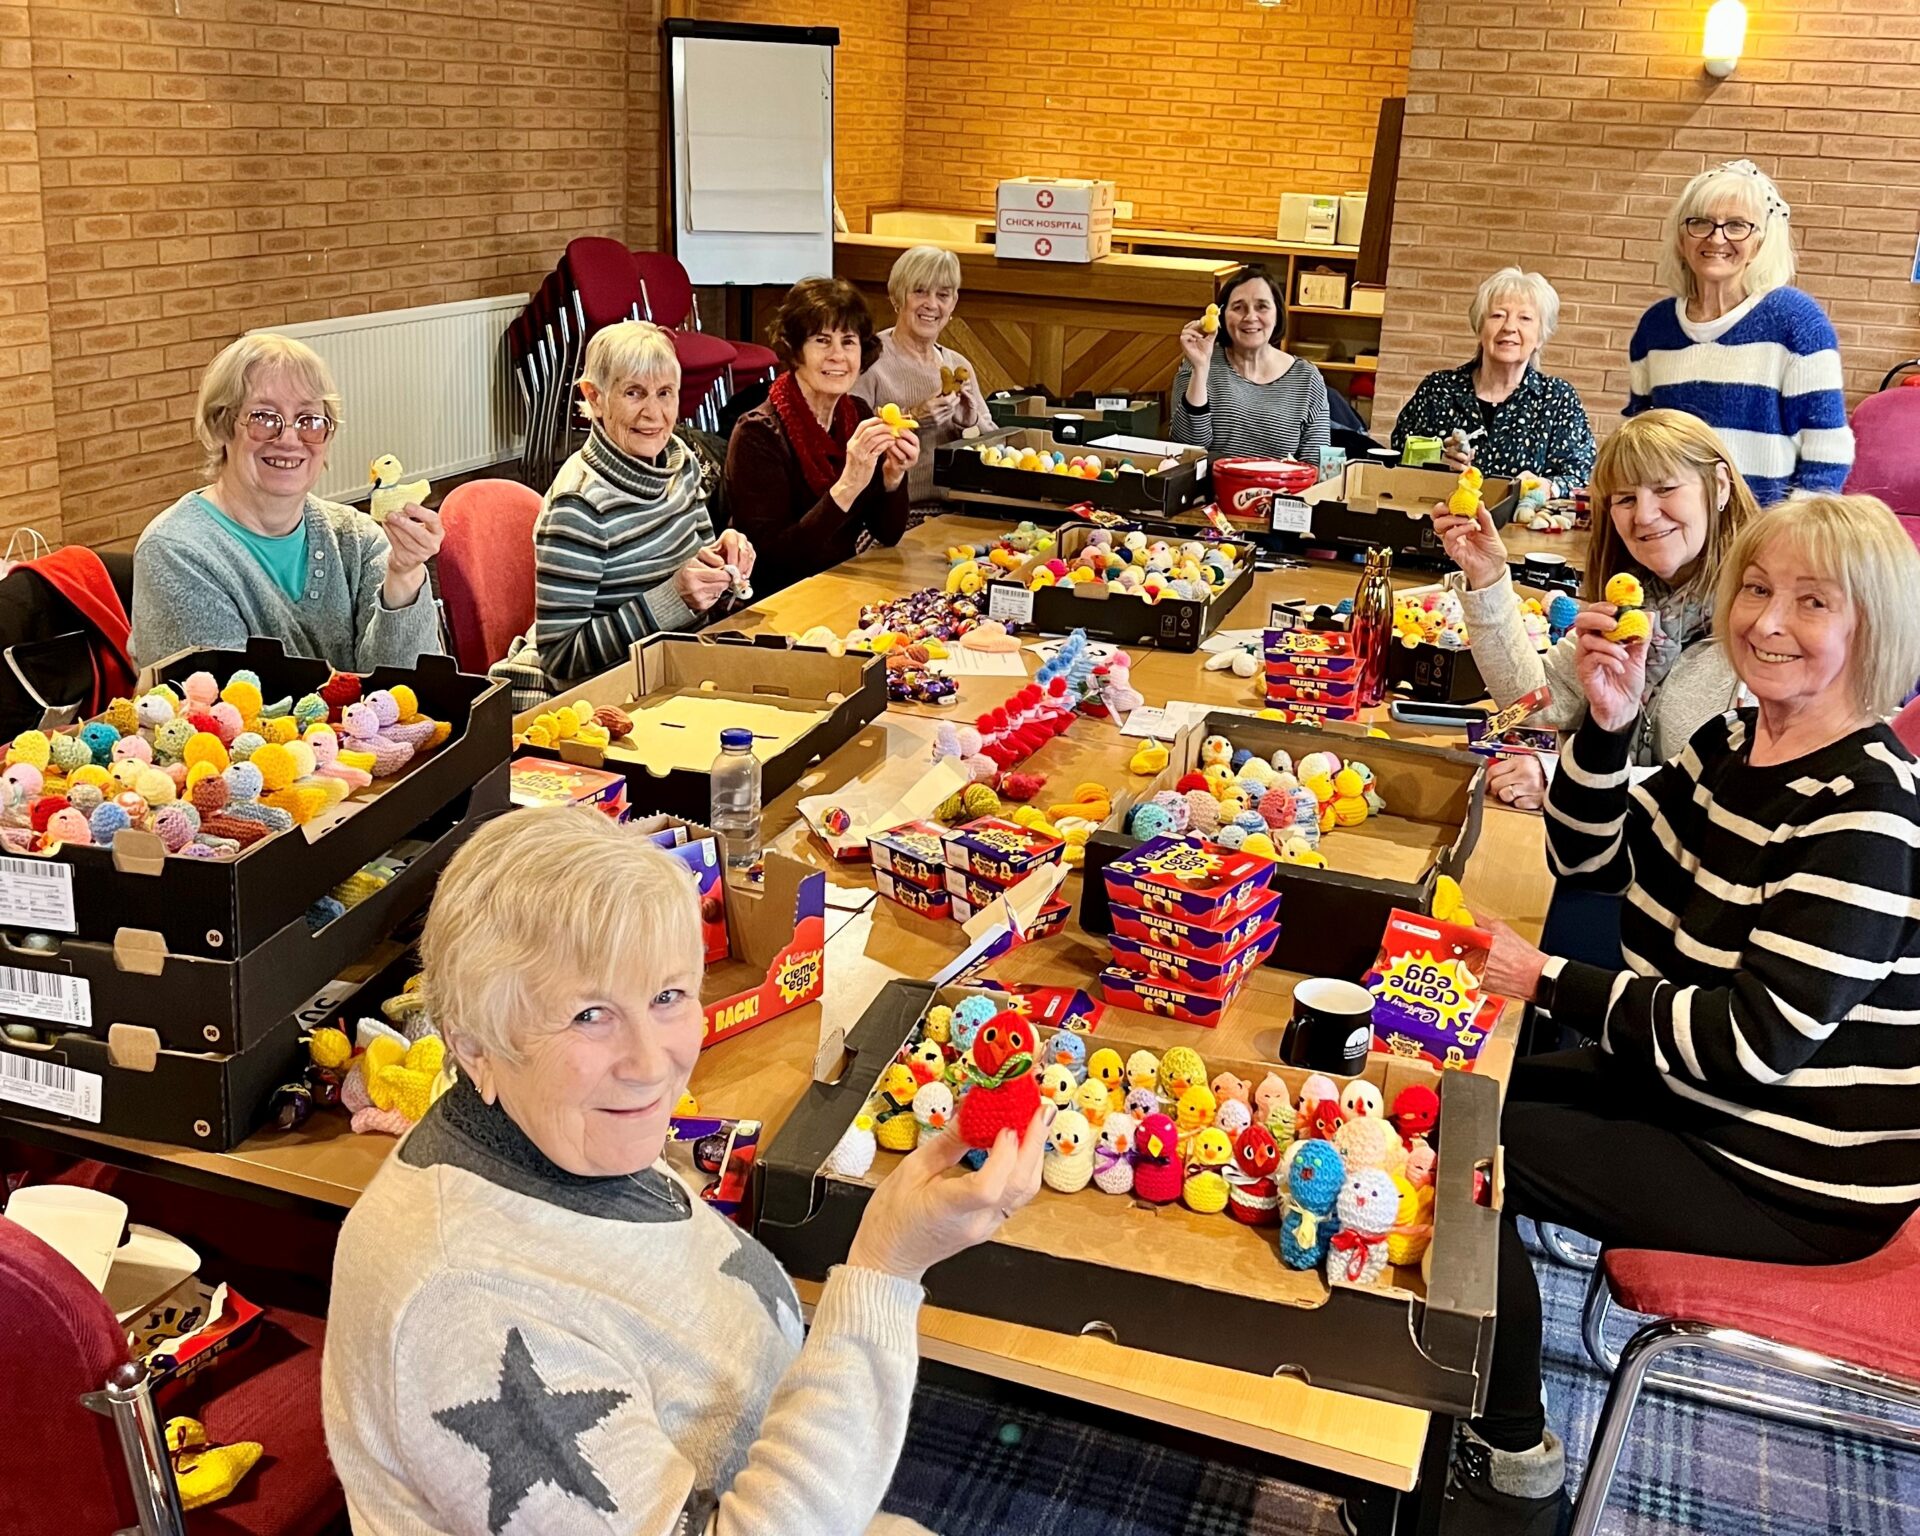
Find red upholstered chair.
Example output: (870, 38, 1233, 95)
(629, 250, 759, 428)
(0, 1214, 344, 1536)
(437, 479, 541, 674)
(563, 237, 644, 333)
(1845, 363, 1920, 549)
(1569, 1210, 1920, 1536)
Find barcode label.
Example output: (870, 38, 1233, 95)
(988, 585, 1035, 626)
(0, 1049, 102, 1123)
(1271, 496, 1313, 535)
(0, 965, 91, 1029)
(0, 857, 76, 935)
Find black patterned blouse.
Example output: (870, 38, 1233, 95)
(1389, 360, 1596, 490)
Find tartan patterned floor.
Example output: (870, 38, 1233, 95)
(882, 1226, 1920, 1534)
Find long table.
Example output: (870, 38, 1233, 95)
(11, 514, 1566, 1518)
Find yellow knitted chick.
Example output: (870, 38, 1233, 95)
(876, 402, 919, 435)
(104, 698, 139, 736)
(260, 716, 298, 745)
(10, 731, 49, 769)
(368, 454, 431, 524)
(221, 679, 264, 727)
(307, 1025, 353, 1071)
(70, 764, 111, 790)
(1129, 741, 1170, 776)
(166, 1417, 262, 1511)
(1604, 573, 1645, 608)
(332, 866, 393, 907)
(368, 1035, 447, 1123)
(264, 784, 331, 823)
(1181, 1127, 1235, 1214)
(1059, 824, 1089, 867)
(1432, 873, 1475, 928)
(1200, 302, 1220, 334)
(1447, 465, 1484, 517)
(183, 732, 229, 774)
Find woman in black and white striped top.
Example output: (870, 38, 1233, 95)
(1446, 494, 1920, 1535)
(491, 323, 754, 709)
(1169, 264, 1330, 464)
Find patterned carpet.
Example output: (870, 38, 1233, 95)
(882, 1226, 1920, 1535)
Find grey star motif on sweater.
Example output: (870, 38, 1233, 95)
(433, 1328, 629, 1534)
(717, 1218, 801, 1335)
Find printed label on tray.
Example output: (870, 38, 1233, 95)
(0, 857, 76, 935)
(0, 965, 92, 1029)
(1270, 496, 1312, 535)
(0, 1050, 101, 1122)
(988, 585, 1035, 626)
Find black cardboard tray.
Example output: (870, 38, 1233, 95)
(756, 979, 1501, 1417)
(0, 763, 508, 1054)
(2, 639, 511, 960)
(1387, 643, 1488, 705)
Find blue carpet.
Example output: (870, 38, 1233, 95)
(881, 1229, 1920, 1534)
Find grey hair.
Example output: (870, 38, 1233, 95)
(1468, 268, 1561, 363)
(1657, 160, 1796, 304)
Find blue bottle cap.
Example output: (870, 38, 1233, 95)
(719, 728, 753, 750)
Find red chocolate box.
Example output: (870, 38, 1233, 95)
(940, 816, 1067, 886)
(868, 820, 950, 887)
(1108, 887, 1282, 961)
(1107, 919, 1281, 995)
(1098, 963, 1257, 1026)
(873, 866, 952, 921)
(1100, 836, 1275, 922)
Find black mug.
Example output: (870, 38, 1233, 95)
(1281, 977, 1375, 1074)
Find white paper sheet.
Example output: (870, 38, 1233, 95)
(928, 649, 1028, 677)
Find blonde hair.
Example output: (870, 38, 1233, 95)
(1715, 495, 1920, 718)
(1468, 268, 1560, 361)
(1657, 160, 1796, 305)
(194, 333, 341, 478)
(886, 245, 962, 313)
(1583, 409, 1760, 609)
(421, 809, 704, 1066)
(578, 321, 681, 420)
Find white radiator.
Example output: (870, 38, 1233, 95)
(267, 295, 526, 503)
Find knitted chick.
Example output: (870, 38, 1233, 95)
(1334, 1112, 1406, 1176)
(1086, 1047, 1127, 1112)
(368, 454, 431, 524)
(1071, 1076, 1111, 1130)
(956, 1012, 1041, 1149)
(1200, 302, 1220, 335)
(1386, 1167, 1436, 1266)
(1158, 1045, 1207, 1109)
(1038, 1063, 1078, 1113)
(1128, 740, 1170, 775)
(1603, 571, 1650, 643)
(1131, 1112, 1182, 1204)
(1173, 1084, 1217, 1161)
(870, 1061, 921, 1151)
(912, 1080, 955, 1140)
(1447, 465, 1484, 517)
(1280, 1140, 1347, 1269)
(1044, 1028, 1088, 1083)
(1043, 1108, 1096, 1193)
(1181, 1126, 1235, 1214)
(876, 402, 919, 435)
(1329, 1168, 1400, 1285)
(1226, 1124, 1283, 1226)
(824, 1113, 878, 1177)
(1432, 873, 1476, 929)
(166, 1417, 262, 1511)
(1092, 1112, 1137, 1194)
(939, 364, 972, 394)
(366, 1035, 447, 1124)
(1125, 1048, 1161, 1099)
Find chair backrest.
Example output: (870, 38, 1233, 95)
(0, 1216, 139, 1536)
(1845, 389, 1920, 545)
(564, 237, 643, 335)
(437, 480, 543, 674)
(630, 250, 695, 329)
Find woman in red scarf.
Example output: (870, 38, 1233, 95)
(725, 279, 917, 598)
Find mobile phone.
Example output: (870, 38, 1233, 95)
(1389, 698, 1488, 728)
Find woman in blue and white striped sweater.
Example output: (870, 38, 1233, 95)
(1627, 159, 1853, 505)
(1447, 494, 1920, 1534)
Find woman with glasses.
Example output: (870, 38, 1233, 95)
(131, 333, 444, 667)
(1627, 160, 1852, 504)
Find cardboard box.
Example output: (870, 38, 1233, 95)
(948, 885, 1070, 939)
(996, 230, 1112, 263)
(625, 814, 827, 1049)
(1351, 283, 1386, 316)
(1100, 835, 1276, 922)
(873, 865, 952, 922)
(1386, 642, 1488, 705)
(798, 760, 970, 863)
(1107, 886, 1281, 961)
(1082, 714, 1485, 981)
(867, 820, 950, 887)
(939, 816, 1065, 886)
(0, 641, 511, 961)
(757, 979, 1502, 1414)
(508, 757, 628, 814)
(0, 765, 507, 1055)
(514, 634, 886, 827)
(1096, 961, 1259, 1025)
(1108, 918, 1281, 993)
(996, 178, 1116, 261)
(1298, 266, 1349, 308)
(935, 428, 1211, 517)
(1296, 464, 1519, 563)
(986, 392, 1163, 442)
(928, 863, 1074, 985)
(996, 176, 1118, 219)
(983, 524, 1253, 654)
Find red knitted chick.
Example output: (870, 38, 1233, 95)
(318, 673, 362, 713)
(956, 1011, 1041, 1149)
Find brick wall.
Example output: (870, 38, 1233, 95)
(1375, 0, 1920, 446)
(902, 0, 1412, 236)
(2, 0, 60, 534)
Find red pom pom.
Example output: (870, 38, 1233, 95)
(185, 711, 220, 736)
(29, 796, 69, 833)
(1047, 676, 1067, 697)
(319, 673, 362, 710)
(1175, 772, 1210, 794)
(1000, 772, 1047, 802)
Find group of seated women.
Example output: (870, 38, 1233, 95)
(117, 153, 1919, 1536)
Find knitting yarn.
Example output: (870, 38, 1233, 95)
(88, 803, 130, 842)
(182, 671, 220, 708)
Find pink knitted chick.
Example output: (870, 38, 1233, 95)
(305, 725, 373, 790)
(342, 702, 413, 778)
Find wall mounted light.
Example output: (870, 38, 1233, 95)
(1703, 0, 1747, 79)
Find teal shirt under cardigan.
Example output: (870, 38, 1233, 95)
(191, 492, 309, 602)
(131, 491, 444, 670)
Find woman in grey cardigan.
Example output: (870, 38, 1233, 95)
(1432, 410, 1760, 806)
(132, 333, 443, 669)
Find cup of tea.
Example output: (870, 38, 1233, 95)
(1524, 552, 1568, 586)
(1281, 977, 1375, 1074)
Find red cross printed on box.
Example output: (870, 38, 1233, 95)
(1036, 189, 1054, 208)
(1035, 237, 1052, 256)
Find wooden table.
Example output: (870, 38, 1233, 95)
(14, 513, 1563, 1515)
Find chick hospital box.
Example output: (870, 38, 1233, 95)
(755, 979, 1501, 1417)
(1080, 714, 1486, 982)
(995, 177, 1116, 262)
(512, 633, 886, 827)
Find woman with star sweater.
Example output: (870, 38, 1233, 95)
(1626, 160, 1852, 505)
(323, 809, 1044, 1536)
(490, 322, 752, 711)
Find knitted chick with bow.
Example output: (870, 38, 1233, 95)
(1330, 1168, 1400, 1285)
(1174, 1083, 1218, 1160)
(1181, 1126, 1235, 1214)
(1131, 1112, 1183, 1204)
(1092, 1112, 1137, 1194)
(912, 1080, 955, 1140)
(368, 454, 430, 524)
(956, 1011, 1041, 1149)
(1043, 1108, 1096, 1193)
(1280, 1140, 1347, 1269)
(870, 1061, 922, 1151)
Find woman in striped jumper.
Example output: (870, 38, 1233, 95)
(1169, 264, 1330, 464)
(492, 323, 753, 709)
(1627, 160, 1853, 504)
(1447, 495, 1920, 1535)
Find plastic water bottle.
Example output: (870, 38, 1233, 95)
(710, 728, 761, 878)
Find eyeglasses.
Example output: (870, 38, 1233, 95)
(1682, 217, 1757, 243)
(241, 408, 335, 444)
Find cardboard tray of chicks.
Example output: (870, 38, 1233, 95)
(1386, 585, 1490, 705)
(511, 633, 887, 827)
(1082, 715, 1485, 982)
(935, 429, 1211, 515)
(0, 640, 511, 962)
(985, 525, 1255, 654)
(1296, 464, 1519, 565)
(756, 980, 1501, 1417)
(0, 764, 508, 1056)
(985, 391, 1163, 442)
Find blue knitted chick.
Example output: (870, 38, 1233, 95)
(1280, 1140, 1347, 1269)
(1042, 1028, 1088, 1084)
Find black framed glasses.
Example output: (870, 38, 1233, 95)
(241, 408, 335, 444)
(1682, 216, 1757, 243)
